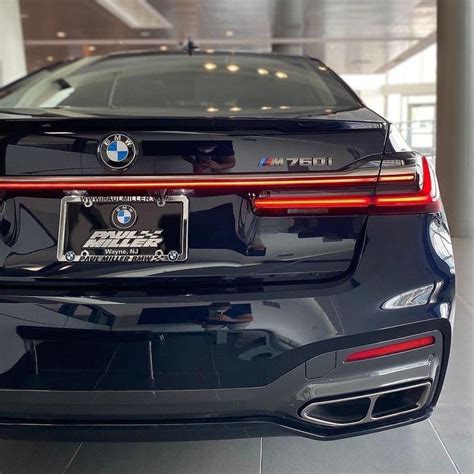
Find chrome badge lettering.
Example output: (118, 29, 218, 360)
(258, 157, 333, 167)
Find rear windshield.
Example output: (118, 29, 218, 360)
(0, 53, 360, 116)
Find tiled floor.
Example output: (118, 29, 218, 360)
(0, 239, 472, 474)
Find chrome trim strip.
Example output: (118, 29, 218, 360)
(299, 380, 431, 427)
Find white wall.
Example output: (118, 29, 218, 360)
(342, 44, 437, 121)
(0, 0, 27, 85)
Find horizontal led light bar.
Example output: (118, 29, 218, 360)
(378, 174, 416, 183)
(344, 336, 435, 362)
(0, 173, 414, 191)
(0, 158, 432, 214)
(253, 196, 372, 209)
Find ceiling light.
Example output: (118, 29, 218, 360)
(207, 107, 219, 112)
(46, 56, 55, 62)
(229, 106, 242, 112)
(88, 45, 96, 52)
(275, 71, 288, 79)
(159, 45, 168, 51)
(56, 31, 66, 38)
(227, 64, 240, 72)
(279, 105, 290, 109)
(204, 62, 217, 71)
(257, 68, 269, 75)
(261, 106, 272, 110)
(96, 0, 173, 29)
(225, 30, 234, 37)
(205, 49, 215, 54)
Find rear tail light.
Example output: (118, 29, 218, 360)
(0, 153, 440, 216)
(0, 175, 381, 191)
(0, 173, 415, 192)
(373, 156, 439, 213)
(344, 336, 435, 363)
(253, 155, 440, 215)
(253, 196, 372, 210)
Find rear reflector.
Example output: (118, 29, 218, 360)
(344, 336, 435, 363)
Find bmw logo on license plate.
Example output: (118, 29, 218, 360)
(98, 133, 138, 170)
(111, 204, 137, 229)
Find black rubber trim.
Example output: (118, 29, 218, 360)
(0, 408, 433, 442)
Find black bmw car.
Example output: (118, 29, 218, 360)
(0, 51, 455, 441)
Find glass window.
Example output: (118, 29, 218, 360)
(0, 53, 360, 116)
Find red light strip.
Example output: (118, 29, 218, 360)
(0, 164, 433, 212)
(0, 173, 417, 192)
(344, 336, 435, 362)
(375, 195, 430, 205)
(378, 174, 416, 183)
(375, 157, 436, 207)
(254, 196, 372, 209)
(0, 175, 378, 190)
(253, 158, 437, 213)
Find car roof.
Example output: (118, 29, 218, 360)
(97, 49, 325, 65)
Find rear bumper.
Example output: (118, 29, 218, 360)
(0, 319, 451, 441)
(0, 213, 455, 440)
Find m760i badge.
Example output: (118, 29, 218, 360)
(258, 157, 333, 167)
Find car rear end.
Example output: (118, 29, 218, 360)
(0, 52, 455, 441)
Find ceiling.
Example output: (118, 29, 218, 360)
(19, 0, 437, 74)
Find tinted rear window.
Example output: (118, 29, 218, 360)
(0, 53, 360, 116)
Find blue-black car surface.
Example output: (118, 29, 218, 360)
(0, 52, 455, 441)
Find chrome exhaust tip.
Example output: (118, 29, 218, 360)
(300, 381, 431, 427)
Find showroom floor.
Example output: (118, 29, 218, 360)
(0, 239, 471, 474)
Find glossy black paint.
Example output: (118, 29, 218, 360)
(0, 116, 384, 281)
(0, 210, 455, 390)
(0, 55, 455, 441)
(0, 116, 385, 176)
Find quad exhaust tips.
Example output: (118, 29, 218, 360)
(300, 381, 431, 427)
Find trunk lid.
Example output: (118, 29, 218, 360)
(0, 113, 387, 286)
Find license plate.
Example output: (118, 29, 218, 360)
(57, 195, 188, 263)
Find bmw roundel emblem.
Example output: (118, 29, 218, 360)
(111, 204, 137, 229)
(167, 250, 179, 261)
(98, 133, 138, 170)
